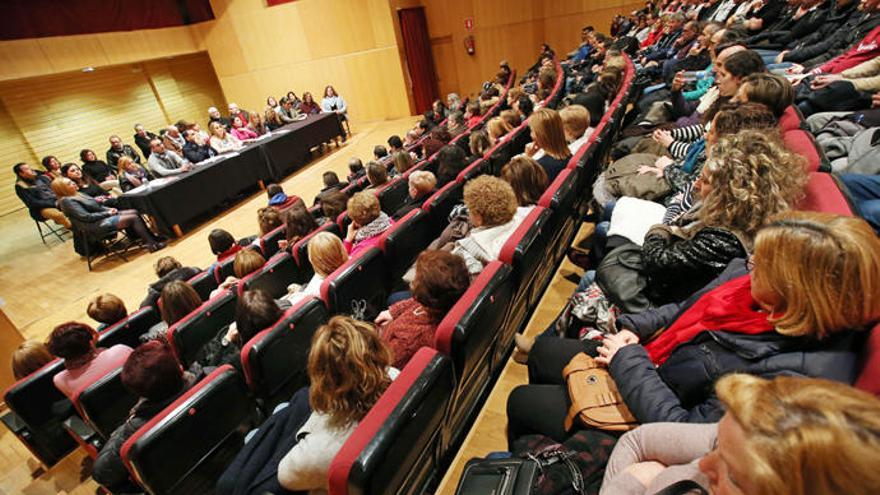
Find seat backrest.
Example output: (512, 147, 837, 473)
(187, 270, 219, 302)
(328, 348, 455, 495)
(798, 172, 854, 216)
(98, 307, 161, 349)
(379, 209, 434, 282)
(499, 208, 553, 321)
(456, 158, 488, 182)
(168, 290, 238, 366)
(3, 359, 77, 466)
(241, 297, 328, 410)
(292, 222, 343, 284)
(856, 322, 880, 396)
(74, 366, 138, 440)
(320, 247, 390, 321)
(239, 251, 298, 299)
(421, 180, 464, 234)
(212, 256, 237, 285)
(259, 224, 287, 259)
(538, 168, 581, 262)
(783, 129, 821, 172)
(376, 177, 410, 215)
(121, 366, 258, 495)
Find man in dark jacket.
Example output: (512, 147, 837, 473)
(312, 171, 347, 206)
(13, 163, 71, 228)
(92, 341, 195, 493)
(182, 129, 217, 164)
(140, 256, 201, 308)
(105, 135, 142, 169)
(780, 0, 880, 67)
(132, 124, 158, 159)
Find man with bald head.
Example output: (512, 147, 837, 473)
(208, 106, 231, 130)
(228, 103, 250, 125)
(106, 135, 142, 169)
(161, 125, 185, 157)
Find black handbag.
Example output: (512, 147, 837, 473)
(454, 449, 586, 495)
(596, 242, 652, 314)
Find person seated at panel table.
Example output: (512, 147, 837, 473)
(87, 293, 128, 331)
(375, 250, 470, 369)
(161, 125, 186, 157)
(276, 96, 302, 125)
(228, 102, 250, 125)
(182, 129, 217, 164)
(209, 121, 244, 154)
(147, 138, 192, 177)
(105, 134, 142, 170)
(117, 156, 153, 192)
(52, 177, 166, 252)
(230, 116, 258, 142)
(186, 121, 211, 144)
(80, 149, 119, 191)
(41, 155, 63, 180)
(347, 157, 366, 182)
(264, 105, 284, 131)
(321, 85, 348, 122)
(92, 340, 196, 494)
(140, 256, 201, 309)
(314, 171, 347, 206)
(286, 91, 303, 112)
(46, 321, 134, 402)
(393, 171, 437, 220)
(300, 92, 321, 115)
(364, 161, 389, 192)
(13, 162, 70, 228)
(61, 163, 117, 206)
(208, 106, 231, 131)
(133, 123, 159, 159)
(248, 110, 269, 136)
(11, 340, 53, 380)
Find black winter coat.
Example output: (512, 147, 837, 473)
(612, 260, 863, 424)
(140, 266, 202, 308)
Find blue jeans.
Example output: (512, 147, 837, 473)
(840, 174, 880, 233)
(753, 49, 782, 65)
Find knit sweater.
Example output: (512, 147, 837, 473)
(381, 298, 440, 370)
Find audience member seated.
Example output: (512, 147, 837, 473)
(212, 249, 266, 298)
(46, 321, 133, 402)
(487, 117, 514, 146)
(600, 374, 880, 494)
(464, 101, 482, 128)
(387, 135, 404, 154)
(468, 130, 492, 160)
(391, 150, 415, 176)
(500, 109, 522, 129)
(147, 138, 193, 177)
(41, 155, 63, 180)
(140, 256, 201, 308)
(276, 315, 395, 492)
(364, 161, 389, 191)
(436, 145, 468, 186)
(524, 108, 573, 181)
(403, 129, 420, 148)
(266, 183, 299, 209)
(450, 175, 521, 276)
(428, 99, 448, 126)
(278, 201, 319, 251)
(208, 106, 231, 130)
(144, 280, 202, 341)
(514, 95, 535, 119)
(231, 116, 258, 142)
(313, 171, 346, 206)
(61, 163, 115, 203)
(80, 149, 118, 191)
(447, 111, 467, 136)
(256, 206, 283, 237)
(508, 211, 880, 446)
(209, 228, 245, 263)
(316, 190, 347, 226)
(92, 341, 196, 493)
(13, 163, 72, 228)
(193, 289, 283, 373)
(394, 171, 437, 220)
(559, 104, 594, 154)
(105, 135, 142, 170)
(283, 232, 348, 303)
(422, 127, 452, 158)
(12, 340, 53, 380)
(116, 156, 152, 192)
(183, 129, 217, 164)
(375, 250, 469, 369)
(345, 191, 393, 256)
(133, 124, 159, 159)
(347, 157, 366, 182)
(248, 110, 268, 136)
(373, 145, 389, 162)
(87, 293, 128, 331)
(52, 177, 165, 251)
(300, 92, 321, 115)
(209, 121, 244, 154)
(447, 92, 463, 113)
(500, 156, 549, 210)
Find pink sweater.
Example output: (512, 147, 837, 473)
(231, 127, 258, 141)
(53, 345, 133, 401)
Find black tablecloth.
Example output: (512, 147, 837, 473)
(117, 114, 344, 236)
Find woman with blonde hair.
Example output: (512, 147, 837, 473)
(209, 121, 243, 153)
(508, 211, 880, 444)
(283, 232, 348, 302)
(487, 117, 513, 146)
(12, 340, 54, 380)
(391, 150, 415, 175)
(210, 248, 266, 298)
(601, 374, 880, 494)
(524, 107, 572, 181)
(116, 156, 152, 192)
(248, 110, 268, 136)
(277, 315, 395, 492)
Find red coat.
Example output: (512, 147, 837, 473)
(381, 298, 439, 370)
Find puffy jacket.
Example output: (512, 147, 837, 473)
(140, 266, 202, 308)
(15, 175, 58, 220)
(612, 260, 863, 424)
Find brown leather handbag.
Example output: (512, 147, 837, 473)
(562, 353, 639, 432)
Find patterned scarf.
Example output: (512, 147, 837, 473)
(354, 212, 392, 243)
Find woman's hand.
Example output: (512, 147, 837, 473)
(374, 310, 392, 326)
(671, 71, 686, 92)
(108, 208, 118, 215)
(220, 276, 239, 289)
(810, 74, 843, 90)
(524, 142, 541, 157)
(346, 222, 358, 242)
(224, 325, 240, 344)
(637, 165, 664, 177)
(595, 331, 639, 366)
(278, 239, 289, 250)
(652, 129, 674, 148)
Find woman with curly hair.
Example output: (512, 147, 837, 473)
(451, 175, 521, 276)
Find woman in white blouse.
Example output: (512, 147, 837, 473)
(208, 121, 243, 154)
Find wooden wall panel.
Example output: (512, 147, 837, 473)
(0, 101, 38, 216)
(143, 55, 228, 128)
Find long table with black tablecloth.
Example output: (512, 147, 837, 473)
(117, 113, 345, 237)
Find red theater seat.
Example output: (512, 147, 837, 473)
(97, 307, 161, 350)
(258, 224, 287, 259)
(376, 176, 410, 215)
(187, 269, 219, 302)
(71, 366, 137, 442)
(798, 172, 854, 216)
(538, 168, 582, 265)
(379, 209, 434, 282)
(421, 181, 464, 235)
(167, 290, 238, 366)
(320, 247, 390, 321)
(499, 207, 553, 335)
(238, 251, 298, 299)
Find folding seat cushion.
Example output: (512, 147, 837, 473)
(121, 365, 258, 495)
(498, 207, 553, 335)
(97, 307, 161, 349)
(376, 176, 410, 216)
(435, 261, 515, 445)
(72, 367, 138, 441)
(259, 224, 287, 259)
(187, 269, 219, 302)
(212, 256, 237, 285)
(783, 129, 821, 172)
(239, 251, 298, 299)
(320, 247, 390, 321)
(241, 297, 328, 410)
(855, 322, 880, 396)
(797, 172, 855, 216)
(421, 180, 464, 235)
(3, 359, 77, 466)
(456, 158, 488, 182)
(378, 209, 434, 282)
(167, 290, 238, 367)
(291, 222, 343, 284)
(328, 348, 455, 495)
(538, 168, 581, 264)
